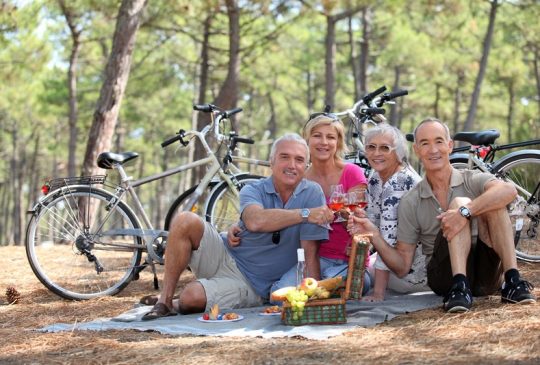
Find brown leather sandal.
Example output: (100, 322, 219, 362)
(141, 303, 176, 321)
(139, 294, 179, 306)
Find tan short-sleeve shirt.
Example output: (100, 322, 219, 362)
(397, 168, 496, 263)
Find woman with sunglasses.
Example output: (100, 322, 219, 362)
(352, 123, 428, 302)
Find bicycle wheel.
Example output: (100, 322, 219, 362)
(206, 174, 264, 232)
(163, 185, 199, 231)
(25, 186, 143, 300)
(492, 151, 540, 262)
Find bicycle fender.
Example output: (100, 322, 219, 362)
(492, 149, 540, 172)
(449, 153, 469, 164)
(27, 184, 114, 215)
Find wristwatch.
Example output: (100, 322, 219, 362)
(300, 208, 310, 222)
(459, 206, 472, 220)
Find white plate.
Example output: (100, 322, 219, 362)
(258, 311, 281, 316)
(197, 314, 244, 323)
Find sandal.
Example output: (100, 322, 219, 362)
(139, 294, 179, 306)
(141, 302, 177, 321)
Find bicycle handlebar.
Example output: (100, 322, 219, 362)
(375, 90, 408, 107)
(362, 85, 387, 105)
(360, 107, 386, 115)
(161, 131, 185, 148)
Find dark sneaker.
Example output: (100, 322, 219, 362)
(501, 278, 536, 304)
(443, 281, 473, 313)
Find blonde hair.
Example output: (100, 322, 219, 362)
(302, 115, 349, 162)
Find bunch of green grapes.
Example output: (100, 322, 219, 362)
(286, 289, 308, 320)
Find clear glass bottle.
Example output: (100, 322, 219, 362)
(296, 248, 306, 287)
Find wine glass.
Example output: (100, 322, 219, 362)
(347, 189, 367, 215)
(328, 184, 346, 222)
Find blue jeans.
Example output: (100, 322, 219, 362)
(269, 257, 372, 303)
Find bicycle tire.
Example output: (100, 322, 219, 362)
(163, 184, 200, 231)
(449, 154, 469, 170)
(25, 186, 143, 300)
(206, 174, 264, 232)
(491, 150, 540, 263)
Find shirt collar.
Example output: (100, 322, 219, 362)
(263, 176, 308, 197)
(419, 167, 463, 198)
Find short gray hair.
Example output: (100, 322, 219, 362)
(364, 123, 408, 164)
(269, 133, 310, 164)
(413, 117, 451, 141)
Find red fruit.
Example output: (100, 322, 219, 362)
(202, 313, 209, 320)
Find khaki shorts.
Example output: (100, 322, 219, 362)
(189, 222, 264, 311)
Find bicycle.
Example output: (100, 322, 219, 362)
(25, 104, 267, 300)
(449, 130, 540, 262)
(331, 85, 409, 177)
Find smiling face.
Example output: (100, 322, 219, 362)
(365, 133, 401, 176)
(270, 139, 308, 191)
(413, 121, 454, 173)
(307, 124, 339, 163)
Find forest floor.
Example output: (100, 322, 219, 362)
(0, 245, 539, 365)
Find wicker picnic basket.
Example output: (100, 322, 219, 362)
(281, 234, 371, 326)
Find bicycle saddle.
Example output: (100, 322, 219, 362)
(97, 152, 139, 169)
(453, 129, 500, 146)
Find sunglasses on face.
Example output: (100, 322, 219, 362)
(272, 231, 280, 244)
(365, 143, 396, 154)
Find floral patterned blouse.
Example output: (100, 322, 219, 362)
(367, 166, 421, 272)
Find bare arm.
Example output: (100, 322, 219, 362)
(466, 179, 517, 215)
(348, 215, 416, 277)
(302, 240, 321, 280)
(242, 204, 334, 232)
(438, 179, 517, 240)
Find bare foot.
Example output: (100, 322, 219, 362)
(360, 294, 384, 302)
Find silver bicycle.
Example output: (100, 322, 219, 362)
(25, 105, 267, 300)
(450, 130, 540, 262)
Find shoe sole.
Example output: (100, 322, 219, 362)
(502, 297, 536, 304)
(446, 305, 471, 313)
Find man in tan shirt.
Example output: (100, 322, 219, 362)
(349, 118, 536, 312)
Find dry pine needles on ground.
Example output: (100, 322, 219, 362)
(0, 246, 539, 364)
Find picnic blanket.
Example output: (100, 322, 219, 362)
(40, 291, 440, 340)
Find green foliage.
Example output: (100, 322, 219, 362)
(1, 0, 539, 244)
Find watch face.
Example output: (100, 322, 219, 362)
(460, 207, 471, 218)
(301, 209, 309, 218)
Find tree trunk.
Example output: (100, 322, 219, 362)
(506, 80, 515, 143)
(358, 7, 371, 97)
(190, 13, 212, 187)
(433, 83, 440, 119)
(389, 66, 401, 126)
(324, 16, 336, 109)
(28, 133, 41, 211)
(462, 0, 499, 132)
(81, 0, 148, 177)
(452, 71, 465, 135)
(347, 15, 360, 101)
(10, 126, 22, 245)
(213, 0, 241, 123)
(324, 6, 364, 109)
(58, 0, 81, 177)
(533, 46, 540, 128)
(0, 183, 9, 244)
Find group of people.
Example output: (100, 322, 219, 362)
(141, 115, 536, 321)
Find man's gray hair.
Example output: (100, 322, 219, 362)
(364, 123, 409, 164)
(269, 133, 310, 164)
(413, 117, 451, 142)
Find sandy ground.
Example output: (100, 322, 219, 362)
(1, 245, 539, 365)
